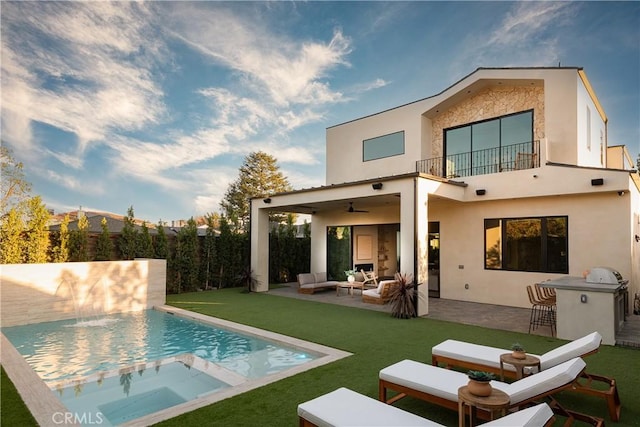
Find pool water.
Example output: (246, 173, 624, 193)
(2, 309, 319, 426)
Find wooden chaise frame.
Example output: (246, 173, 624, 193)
(431, 348, 621, 421)
(379, 368, 604, 426)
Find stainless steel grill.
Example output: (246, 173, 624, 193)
(586, 267, 628, 286)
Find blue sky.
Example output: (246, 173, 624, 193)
(2, 1, 638, 223)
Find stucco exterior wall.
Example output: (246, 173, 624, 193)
(326, 100, 429, 185)
(577, 76, 607, 168)
(430, 85, 545, 158)
(429, 192, 630, 309)
(0, 259, 166, 327)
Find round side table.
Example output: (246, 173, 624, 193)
(499, 353, 541, 380)
(458, 385, 510, 427)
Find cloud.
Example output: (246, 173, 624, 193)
(1, 2, 167, 154)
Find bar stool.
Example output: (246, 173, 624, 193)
(527, 285, 556, 336)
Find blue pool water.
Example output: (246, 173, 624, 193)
(2, 309, 316, 383)
(2, 309, 319, 426)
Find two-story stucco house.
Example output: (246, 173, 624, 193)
(250, 67, 640, 317)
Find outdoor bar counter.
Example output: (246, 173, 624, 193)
(540, 276, 627, 345)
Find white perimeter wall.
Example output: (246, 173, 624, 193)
(1, 259, 166, 327)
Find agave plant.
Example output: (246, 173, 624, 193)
(467, 370, 496, 382)
(389, 272, 416, 319)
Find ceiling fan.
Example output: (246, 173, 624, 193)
(347, 202, 368, 213)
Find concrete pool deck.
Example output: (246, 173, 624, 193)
(0, 305, 351, 427)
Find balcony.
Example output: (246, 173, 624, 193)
(417, 140, 540, 178)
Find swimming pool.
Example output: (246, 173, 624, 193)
(1, 306, 351, 426)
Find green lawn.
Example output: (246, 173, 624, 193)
(2, 288, 639, 426)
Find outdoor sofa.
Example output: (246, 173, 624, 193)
(298, 387, 555, 427)
(430, 331, 621, 421)
(297, 272, 339, 294)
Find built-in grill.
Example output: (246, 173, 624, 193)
(586, 267, 628, 286)
(586, 266, 629, 332)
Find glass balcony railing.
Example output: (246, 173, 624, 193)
(416, 141, 540, 178)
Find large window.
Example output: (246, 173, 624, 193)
(444, 110, 533, 177)
(485, 216, 568, 273)
(363, 131, 404, 161)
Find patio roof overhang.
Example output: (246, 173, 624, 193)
(252, 173, 468, 215)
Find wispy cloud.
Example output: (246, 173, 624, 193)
(1, 2, 167, 155)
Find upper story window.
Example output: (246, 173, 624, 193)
(444, 110, 533, 177)
(485, 216, 568, 273)
(363, 131, 404, 162)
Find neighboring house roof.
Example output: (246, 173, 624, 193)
(48, 214, 159, 234)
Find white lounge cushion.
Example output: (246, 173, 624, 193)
(431, 331, 601, 373)
(298, 273, 317, 286)
(504, 358, 585, 404)
(432, 339, 517, 372)
(379, 358, 585, 406)
(483, 403, 554, 426)
(297, 387, 442, 427)
(315, 272, 328, 282)
(362, 289, 381, 299)
(539, 332, 601, 370)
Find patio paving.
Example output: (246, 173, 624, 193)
(268, 283, 640, 348)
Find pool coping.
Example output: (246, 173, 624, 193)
(0, 305, 352, 427)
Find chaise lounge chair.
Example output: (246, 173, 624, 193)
(379, 357, 602, 425)
(298, 387, 555, 427)
(431, 332, 621, 421)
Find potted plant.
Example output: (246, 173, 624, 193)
(466, 370, 496, 396)
(390, 272, 416, 319)
(511, 343, 526, 359)
(344, 269, 356, 282)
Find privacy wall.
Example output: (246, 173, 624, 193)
(1, 259, 166, 327)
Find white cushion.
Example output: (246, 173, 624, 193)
(362, 289, 381, 299)
(380, 358, 585, 407)
(377, 280, 395, 294)
(298, 273, 316, 285)
(297, 387, 443, 427)
(380, 359, 472, 402)
(483, 403, 553, 426)
(315, 272, 328, 282)
(431, 339, 517, 372)
(504, 358, 585, 404)
(539, 332, 601, 370)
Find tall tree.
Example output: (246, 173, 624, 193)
(154, 221, 169, 259)
(137, 222, 154, 258)
(0, 207, 24, 263)
(1, 146, 32, 216)
(220, 151, 293, 232)
(51, 214, 70, 263)
(119, 206, 138, 260)
(23, 196, 51, 263)
(174, 218, 199, 292)
(69, 214, 89, 262)
(95, 217, 114, 261)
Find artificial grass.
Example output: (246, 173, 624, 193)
(2, 288, 639, 426)
(1, 366, 38, 426)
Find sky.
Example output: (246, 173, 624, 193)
(1, 1, 639, 224)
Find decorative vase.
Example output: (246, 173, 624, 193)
(467, 379, 492, 397)
(512, 350, 526, 360)
(347, 275, 355, 283)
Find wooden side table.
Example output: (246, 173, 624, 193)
(499, 353, 541, 380)
(336, 281, 364, 296)
(458, 386, 510, 427)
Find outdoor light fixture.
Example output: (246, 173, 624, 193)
(372, 182, 383, 190)
(635, 235, 640, 243)
(591, 178, 604, 186)
(476, 189, 486, 196)
(263, 198, 271, 204)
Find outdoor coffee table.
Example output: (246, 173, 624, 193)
(499, 353, 541, 380)
(337, 281, 364, 296)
